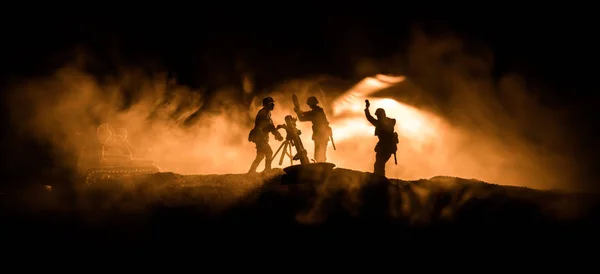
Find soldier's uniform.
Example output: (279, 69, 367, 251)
(248, 97, 283, 173)
(295, 96, 331, 162)
(365, 107, 398, 176)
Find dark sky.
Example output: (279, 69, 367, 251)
(2, 9, 597, 101)
(1, 8, 598, 189)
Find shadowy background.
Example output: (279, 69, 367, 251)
(1, 7, 598, 190)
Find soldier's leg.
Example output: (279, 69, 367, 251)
(314, 141, 327, 162)
(248, 142, 266, 173)
(248, 152, 264, 173)
(263, 142, 274, 172)
(374, 151, 392, 176)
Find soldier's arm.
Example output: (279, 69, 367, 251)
(364, 108, 377, 126)
(263, 122, 275, 132)
(270, 127, 283, 139)
(267, 119, 282, 138)
(296, 110, 313, 122)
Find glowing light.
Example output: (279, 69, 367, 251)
(331, 75, 402, 116)
(329, 75, 443, 154)
(375, 74, 406, 84)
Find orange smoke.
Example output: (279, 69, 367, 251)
(6, 63, 576, 191)
(321, 75, 448, 179)
(330, 74, 440, 146)
(293, 74, 572, 190)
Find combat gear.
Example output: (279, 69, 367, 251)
(365, 102, 399, 176)
(77, 124, 159, 185)
(306, 96, 319, 106)
(294, 94, 332, 162)
(248, 108, 282, 143)
(262, 96, 275, 106)
(248, 100, 283, 173)
(273, 115, 310, 166)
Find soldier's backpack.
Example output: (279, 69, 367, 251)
(248, 128, 258, 143)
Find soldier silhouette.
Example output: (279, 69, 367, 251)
(294, 96, 332, 162)
(248, 97, 284, 173)
(364, 99, 399, 176)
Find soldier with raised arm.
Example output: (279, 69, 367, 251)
(248, 97, 284, 173)
(364, 99, 399, 176)
(293, 96, 333, 162)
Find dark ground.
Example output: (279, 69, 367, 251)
(1, 168, 599, 254)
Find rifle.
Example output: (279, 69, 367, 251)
(393, 132, 398, 165)
(330, 134, 336, 150)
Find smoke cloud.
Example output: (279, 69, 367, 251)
(4, 27, 580, 191)
(7, 65, 259, 176)
(382, 28, 578, 190)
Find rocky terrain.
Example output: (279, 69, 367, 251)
(2, 168, 599, 251)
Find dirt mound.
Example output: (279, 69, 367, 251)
(1, 168, 599, 247)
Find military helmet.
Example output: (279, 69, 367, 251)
(375, 108, 386, 116)
(306, 96, 319, 105)
(262, 97, 275, 106)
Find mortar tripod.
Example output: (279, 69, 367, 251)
(272, 136, 295, 166)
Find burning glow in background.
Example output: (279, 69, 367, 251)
(324, 75, 446, 178)
(5, 32, 579, 191)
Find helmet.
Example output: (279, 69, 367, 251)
(375, 108, 386, 117)
(262, 97, 275, 106)
(306, 96, 318, 106)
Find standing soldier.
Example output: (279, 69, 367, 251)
(248, 97, 284, 173)
(294, 96, 333, 162)
(364, 99, 399, 176)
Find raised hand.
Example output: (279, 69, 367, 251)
(365, 99, 370, 109)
